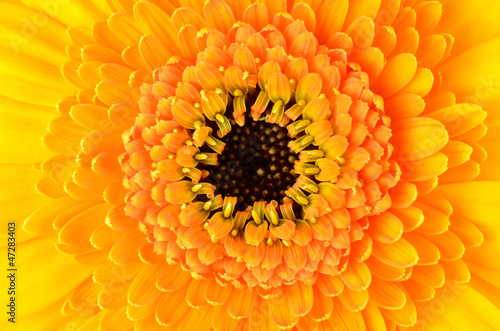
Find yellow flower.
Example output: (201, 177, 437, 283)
(1, 0, 500, 330)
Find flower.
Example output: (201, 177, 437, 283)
(2, 0, 500, 330)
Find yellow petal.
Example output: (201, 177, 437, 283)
(438, 0, 500, 54)
(0, 164, 50, 231)
(401, 153, 448, 182)
(412, 286, 500, 330)
(316, 0, 349, 42)
(426, 104, 487, 138)
(344, 0, 381, 28)
(362, 301, 386, 331)
(0, 236, 93, 317)
(438, 37, 500, 126)
(397, 68, 434, 97)
(372, 53, 417, 97)
(127, 263, 162, 307)
(0, 2, 68, 66)
(391, 117, 449, 161)
(0, 97, 56, 159)
(367, 212, 404, 243)
(133, 1, 180, 54)
(155, 288, 190, 326)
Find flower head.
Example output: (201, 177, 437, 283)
(4, 0, 500, 330)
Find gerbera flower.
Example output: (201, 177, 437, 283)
(1, 0, 500, 329)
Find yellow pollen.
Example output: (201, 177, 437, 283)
(303, 184, 319, 193)
(272, 100, 283, 114)
(301, 135, 314, 146)
(152, 162, 157, 168)
(205, 136, 216, 146)
(215, 113, 225, 123)
(333, 88, 341, 96)
(191, 184, 202, 192)
(310, 217, 317, 223)
(167, 56, 181, 64)
(182, 167, 190, 173)
(267, 238, 273, 245)
(305, 167, 320, 175)
(223, 202, 233, 218)
(185, 140, 193, 146)
(270, 210, 279, 225)
(204, 222, 209, 229)
(296, 196, 309, 205)
(203, 201, 212, 211)
(211, 235, 218, 244)
(319, 93, 326, 99)
(196, 28, 208, 38)
(231, 229, 238, 236)
(181, 204, 187, 210)
(219, 66, 224, 72)
(194, 121, 203, 130)
(215, 88, 224, 95)
(251, 210, 262, 225)
(200, 90, 208, 100)
(242, 71, 249, 80)
(194, 102, 201, 108)
(195, 153, 208, 160)
(296, 120, 311, 130)
(289, 79, 295, 85)
(177, 81, 182, 87)
(255, 58, 260, 64)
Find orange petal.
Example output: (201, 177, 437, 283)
(368, 277, 406, 309)
(404, 232, 440, 266)
(367, 212, 403, 243)
(340, 261, 371, 291)
(372, 238, 419, 268)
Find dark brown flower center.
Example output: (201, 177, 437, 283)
(206, 117, 297, 210)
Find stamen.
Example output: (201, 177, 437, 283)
(296, 196, 309, 205)
(215, 113, 225, 123)
(224, 202, 233, 218)
(195, 153, 208, 160)
(204, 201, 213, 211)
(252, 210, 262, 225)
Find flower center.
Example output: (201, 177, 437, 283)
(206, 118, 297, 209)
